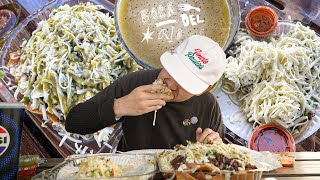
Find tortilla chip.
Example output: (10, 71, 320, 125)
(47, 112, 59, 123)
(176, 172, 196, 180)
(15, 77, 21, 83)
(212, 174, 225, 180)
(190, 171, 207, 179)
(25, 103, 59, 123)
(8, 52, 21, 67)
(196, 164, 214, 172)
(7, 59, 19, 68)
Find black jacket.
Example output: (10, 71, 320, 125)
(66, 69, 224, 151)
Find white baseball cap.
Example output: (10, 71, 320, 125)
(160, 35, 226, 95)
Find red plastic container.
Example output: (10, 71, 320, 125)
(18, 155, 39, 176)
(18, 164, 38, 176)
(249, 122, 295, 152)
(245, 6, 279, 37)
(279, 154, 295, 167)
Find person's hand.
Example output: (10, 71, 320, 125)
(113, 84, 173, 117)
(196, 127, 222, 144)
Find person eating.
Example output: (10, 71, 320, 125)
(66, 35, 226, 151)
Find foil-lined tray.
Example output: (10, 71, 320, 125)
(32, 153, 157, 180)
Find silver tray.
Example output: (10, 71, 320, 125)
(0, 0, 120, 156)
(218, 21, 320, 144)
(32, 153, 157, 180)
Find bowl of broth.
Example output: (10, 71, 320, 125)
(115, 0, 240, 69)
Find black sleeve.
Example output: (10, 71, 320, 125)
(65, 79, 124, 135)
(210, 96, 225, 142)
(65, 69, 159, 135)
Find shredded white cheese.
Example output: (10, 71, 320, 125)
(224, 23, 320, 136)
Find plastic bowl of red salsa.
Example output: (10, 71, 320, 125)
(249, 122, 295, 152)
(245, 6, 279, 37)
(18, 155, 40, 176)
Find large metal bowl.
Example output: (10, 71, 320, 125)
(114, 0, 241, 69)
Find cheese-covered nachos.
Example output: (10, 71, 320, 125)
(77, 157, 124, 178)
(157, 141, 257, 179)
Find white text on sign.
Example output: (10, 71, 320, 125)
(180, 14, 204, 26)
(140, 2, 205, 43)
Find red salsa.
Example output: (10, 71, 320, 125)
(245, 6, 278, 37)
(249, 123, 295, 152)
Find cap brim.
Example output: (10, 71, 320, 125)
(160, 51, 209, 95)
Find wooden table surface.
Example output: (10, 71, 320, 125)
(1, 1, 320, 179)
(1, 0, 320, 159)
(30, 152, 320, 179)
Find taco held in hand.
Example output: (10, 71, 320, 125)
(151, 79, 174, 126)
(151, 79, 174, 100)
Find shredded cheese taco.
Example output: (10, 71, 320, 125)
(151, 79, 174, 126)
(151, 79, 174, 100)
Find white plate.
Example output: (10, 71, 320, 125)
(216, 84, 320, 144)
(218, 21, 320, 144)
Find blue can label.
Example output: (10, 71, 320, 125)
(0, 125, 10, 156)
